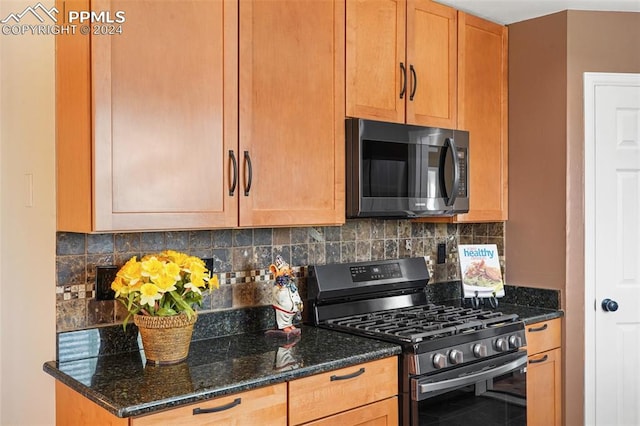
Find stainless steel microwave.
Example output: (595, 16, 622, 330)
(346, 118, 469, 218)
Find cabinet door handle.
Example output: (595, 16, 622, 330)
(528, 354, 549, 364)
(409, 64, 417, 101)
(399, 62, 407, 99)
(243, 151, 252, 196)
(330, 367, 365, 381)
(229, 150, 238, 196)
(193, 398, 241, 415)
(528, 323, 548, 333)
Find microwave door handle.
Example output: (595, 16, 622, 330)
(444, 137, 460, 206)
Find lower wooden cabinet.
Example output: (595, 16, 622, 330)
(133, 384, 287, 426)
(288, 357, 398, 425)
(302, 397, 398, 426)
(55, 357, 398, 426)
(56, 381, 287, 426)
(56, 380, 129, 426)
(525, 318, 562, 426)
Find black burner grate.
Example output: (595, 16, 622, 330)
(325, 303, 519, 343)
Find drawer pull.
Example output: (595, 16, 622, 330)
(528, 323, 548, 333)
(529, 354, 549, 364)
(330, 367, 365, 381)
(193, 398, 241, 415)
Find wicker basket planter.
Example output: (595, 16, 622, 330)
(134, 312, 197, 365)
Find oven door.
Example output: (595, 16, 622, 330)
(411, 350, 527, 426)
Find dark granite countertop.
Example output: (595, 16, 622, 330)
(44, 323, 401, 418)
(428, 281, 564, 324)
(488, 303, 563, 325)
(44, 284, 562, 419)
(433, 298, 563, 325)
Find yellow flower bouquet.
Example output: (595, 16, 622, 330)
(111, 250, 219, 327)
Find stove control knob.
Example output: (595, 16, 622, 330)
(433, 353, 447, 369)
(472, 343, 488, 358)
(495, 338, 509, 352)
(509, 335, 523, 349)
(449, 349, 463, 364)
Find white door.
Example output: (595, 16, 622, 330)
(585, 72, 640, 426)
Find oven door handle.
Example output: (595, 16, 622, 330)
(417, 355, 527, 396)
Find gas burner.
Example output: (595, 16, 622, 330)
(325, 304, 518, 343)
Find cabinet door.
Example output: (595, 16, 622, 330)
(88, 0, 238, 231)
(239, 0, 345, 227)
(406, 0, 457, 128)
(302, 397, 398, 426)
(346, 0, 406, 123)
(527, 348, 562, 426)
(455, 13, 508, 222)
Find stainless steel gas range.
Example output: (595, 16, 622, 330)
(306, 257, 527, 426)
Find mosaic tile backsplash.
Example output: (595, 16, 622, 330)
(56, 220, 506, 332)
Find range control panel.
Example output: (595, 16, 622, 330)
(350, 262, 403, 282)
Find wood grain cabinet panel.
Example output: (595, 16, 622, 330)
(346, 0, 406, 123)
(132, 384, 287, 426)
(56, 381, 128, 426)
(346, 0, 456, 128)
(302, 397, 399, 426)
(238, 0, 345, 227)
(56, 0, 345, 232)
(525, 318, 562, 426)
(525, 318, 562, 355)
(56, 381, 287, 426)
(455, 12, 509, 222)
(288, 357, 398, 425)
(57, 0, 238, 231)
(406, 0, 457, 128)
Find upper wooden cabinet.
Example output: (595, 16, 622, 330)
(238, 0, 345, 227)
(346, 0, 457, 128)
(56, 0, 345, 232)
(455, 12, 509, 222)
(57, 0, 238, 232)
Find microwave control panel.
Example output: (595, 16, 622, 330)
(456, 148, 467, 197)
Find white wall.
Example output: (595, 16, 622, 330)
(0, 1, 57, 424)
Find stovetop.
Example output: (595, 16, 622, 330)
(307, 258, 527, 375)
(325, 303, 520, 344)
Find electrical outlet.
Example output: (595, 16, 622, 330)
(202, 257, 214, 273)
(437, 243, 446, 264)
(96, 266, 118, 300)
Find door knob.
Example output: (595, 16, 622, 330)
(601, 298, 619, 312)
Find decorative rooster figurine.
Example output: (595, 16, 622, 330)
(267, 255, 303, 336)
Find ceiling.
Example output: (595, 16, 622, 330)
(435, 0, 640, 25)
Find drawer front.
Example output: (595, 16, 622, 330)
(302, 397, 399, 426)
(133, 383, 287, 426)
(526, 318, 561, 355)
(288, 357, 398, 425)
